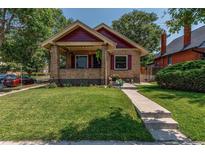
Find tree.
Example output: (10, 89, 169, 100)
(112, 10, 163, 66)
(0, 9, 73, 73)
(167, 8, 205, 33)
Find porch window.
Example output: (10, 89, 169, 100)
(60, 53, 66, 69)
(75, 55, 88, 68)
(114, 55, 128, 70)
(93, 54, 101, 68)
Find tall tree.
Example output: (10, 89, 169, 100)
(112, 10, 163, 66)
(0, 9, 73, 73)
(167, 8, 205, 33)
(112, 10, 163, 52)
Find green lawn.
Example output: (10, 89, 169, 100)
(0, 87, 153, 141)
(137, 84, 205, 141)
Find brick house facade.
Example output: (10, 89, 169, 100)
(155, 25, 205, 68)
(42, 21, 148, 85)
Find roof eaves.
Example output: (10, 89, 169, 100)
(95, 23, 149, 56)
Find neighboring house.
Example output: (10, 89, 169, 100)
(155, 25, 205, 68)
(42, 20, 148, 85)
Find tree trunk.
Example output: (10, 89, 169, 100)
(0, 34, 4, 47)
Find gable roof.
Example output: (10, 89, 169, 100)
(57, 27, 103, 42)
(156, 25, 205, 58)
(41, 20, 149, 57)
(41, 20, 117, 48)
(95, 23, 149, 56)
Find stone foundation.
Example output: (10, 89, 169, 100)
(52, 79, 103, 86)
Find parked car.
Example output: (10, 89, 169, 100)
(0, 74, 7, 83)
(3, 74, 21, 87)
(21, 75, 36, 85)
(0, 74, 6, 90)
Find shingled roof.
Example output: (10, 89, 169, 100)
(156, 25, 205, 58)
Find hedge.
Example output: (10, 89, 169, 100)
(155, 60, 205, 92)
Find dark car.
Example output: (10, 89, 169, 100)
(21, 75, 36, 85)
(0, 74, 7, 89)
(3, 74, 21, 87)
(0, 74, 7, 83)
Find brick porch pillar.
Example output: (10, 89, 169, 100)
(101, 45, 108, 85)
(50, 45, 59, 80)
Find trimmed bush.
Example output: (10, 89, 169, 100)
(156, 60, 205, 92)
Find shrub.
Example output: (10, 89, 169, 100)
(110, 74, 120, 81)
(156, 60, 205, 92)
(46, 82, 58, 88)
(116, 79, 124, 86)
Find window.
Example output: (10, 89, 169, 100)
(93, 54, 101, 68)
(75, 55, 88, 69)
(114, 55, 128, 70)
(168, 55, 172, 65)
(60, 53, 66, 69)
(202, 53, 205, 59)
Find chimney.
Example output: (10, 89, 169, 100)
(184, 24, 191, 47)
(161, 30, 167, 55)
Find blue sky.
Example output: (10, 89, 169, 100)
(62, 8, 204, 44)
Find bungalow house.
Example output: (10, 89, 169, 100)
(42, 20, 148, 85)
(155, 25, 205, 68)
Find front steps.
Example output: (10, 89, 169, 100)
(121, 86, 189, 142)
(142, 118, 178, 130)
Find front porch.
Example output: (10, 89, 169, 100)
(49, 43, 110, 85)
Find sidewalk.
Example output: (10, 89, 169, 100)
(0, 84, 47, 97)
(0, 140, 201, 145)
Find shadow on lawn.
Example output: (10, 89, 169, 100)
(139, 85, 205, 107)
(58, 108, 153, 141)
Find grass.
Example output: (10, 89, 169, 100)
(137, 83, 205, 141)
(0, 87, 153, 141)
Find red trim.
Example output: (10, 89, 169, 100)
(88, 55, 92, 68)
(71, 55, 75, 68)
(111, 55, 114, 70)
(128, 55, 132, 70)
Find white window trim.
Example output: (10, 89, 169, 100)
(75, 55, 88, 69)
(114, 55, 128, 70)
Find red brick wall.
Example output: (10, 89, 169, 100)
(155, 50, 202, 68)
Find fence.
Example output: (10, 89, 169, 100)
(140, 66, 161, 82)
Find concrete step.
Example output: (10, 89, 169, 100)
(120, 83, 136, 90)
(142, 118, 178, 130)
(120, 86, 136, 90)
(140, 112, 172, 118)
(149, 129, 189, 142)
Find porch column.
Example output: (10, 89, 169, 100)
(50, 45, 59, 80)
(101, 45, 108, 85)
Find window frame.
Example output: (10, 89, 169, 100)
(75, 55, 88, 69)
(114, 55, 128, 70)
(168, 55, 172, 65)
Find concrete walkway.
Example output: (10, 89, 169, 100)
(0, 84, 47, 97)
(121, 83, 188, 142)
(0, 140, 201, 145)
